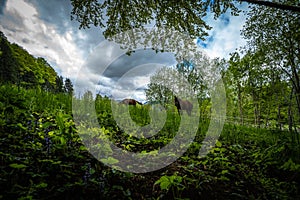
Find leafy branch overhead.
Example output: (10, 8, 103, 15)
(70, 0, 300, 39)
(70, 0, 239, 39)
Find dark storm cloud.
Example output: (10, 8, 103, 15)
(25, 0, 104, 57)
(0, 0, 7, 15)
(25, 0, 73, 34)
(102, 49, 176, 80)
(22, 37, 31, 44)
(79, 40, 177, 101)
(0, 8, 25, 33)
(136, 86, 147, 91)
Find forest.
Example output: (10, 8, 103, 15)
(1, 0, 300, 199)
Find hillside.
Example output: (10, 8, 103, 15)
(0, 31, 68, 92)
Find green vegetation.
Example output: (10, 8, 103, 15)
(0, 31, 72, 93)
(1, 84, 299, 199)
(1, 1, 300, 199)
(70, 0, 300, 39)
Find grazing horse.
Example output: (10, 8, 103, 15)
(174, 96, 193, 116)
(120, 98, 142, 106)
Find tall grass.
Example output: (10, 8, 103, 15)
(0, 84, 72, 113)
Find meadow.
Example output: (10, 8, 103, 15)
(1, 84, 300, 199)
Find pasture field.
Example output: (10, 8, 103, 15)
(0, 84, 300, 199)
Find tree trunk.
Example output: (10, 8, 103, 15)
(277, 103, 282, 131)
(288, 88, 295, 143)
(265, 104, 270, 128)
(287, 35, 300, 123)
(237, 82, 244, 125)
(251, 83, 260, 128)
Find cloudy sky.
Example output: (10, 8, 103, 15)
(0, 0, 248, 102)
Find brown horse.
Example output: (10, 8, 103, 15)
(174, 96, 193, 116)
(120, 98, 142, 106)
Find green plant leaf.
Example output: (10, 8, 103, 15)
(9, 163, 27, 169)
(215, 140, 222, 148)
(100, 157, 119, 165)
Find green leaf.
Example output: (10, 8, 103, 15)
(159, 181, 170, 190)
(9, 163, 27, 169)
(215, 140, 222, 148)
(42, 121, 53, 129)
(221, 169, 229, 175)
(16, 123, 27, 130)
(100, 157, 119, 165)
(60, 136, 66, 145)
(79, 145, 87, 151)
(35, 182, 48, 188)
(155, 176, 171, 190)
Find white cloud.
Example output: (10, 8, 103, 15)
(0, 0, 85, 78)
(199, 3, 248, 59)
(7, 0, 37, 19)
(0, 1, 249, 102)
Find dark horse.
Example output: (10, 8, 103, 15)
(120, 98, 142, 106)
(174, 96, 193, 116)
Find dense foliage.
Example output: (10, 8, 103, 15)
(0, 84, 300, 199)
(0, 31, 72, 93)
(70, 0, 300, 40)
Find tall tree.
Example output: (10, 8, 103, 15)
(0, 33, 19, 84)
(226, 52, 248, 125)
(145, 67, 178, 106)
(64, 78, 74, 95)
(55, 76, 64, 93)
(176, 60, 206, 99)
(242, 0, 300, 122)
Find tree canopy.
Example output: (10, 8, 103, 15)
(70, 0, 300, 40)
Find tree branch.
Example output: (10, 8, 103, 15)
(241, 0, 300, 12)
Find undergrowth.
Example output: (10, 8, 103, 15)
(0, 85, 299, 199)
